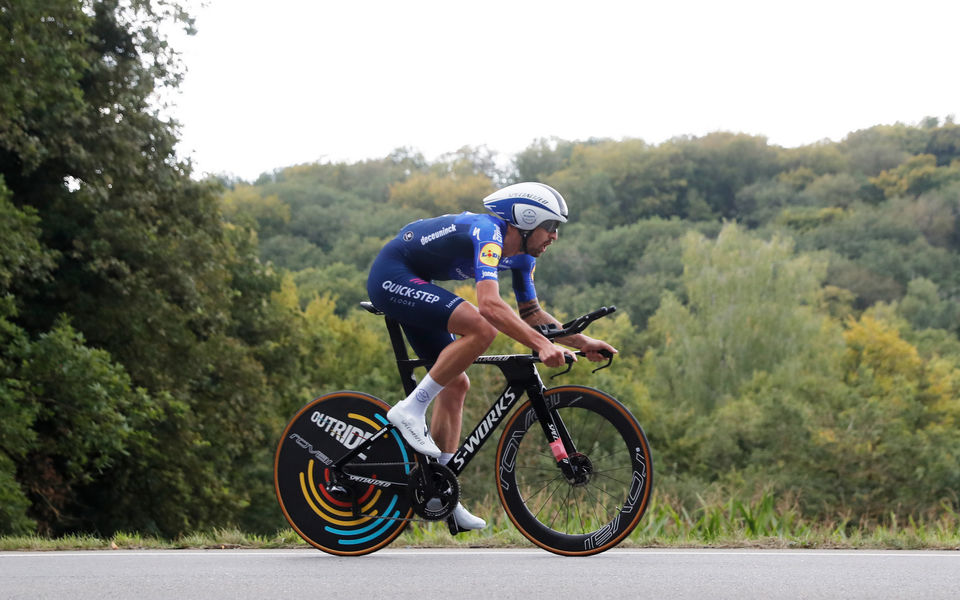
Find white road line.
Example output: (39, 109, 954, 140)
(2, 549, 959, 558)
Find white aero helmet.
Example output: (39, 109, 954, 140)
(482, 182, 568, 232)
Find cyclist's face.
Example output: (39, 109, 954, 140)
(526, 224, 558, 257)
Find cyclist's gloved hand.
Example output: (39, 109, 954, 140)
(537, 342, 575, 368)
(579, 337, 618, 362)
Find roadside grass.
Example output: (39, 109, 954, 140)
(0, 528, 310, 552)
(4, 493, 959, 551)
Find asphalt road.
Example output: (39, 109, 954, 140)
(2, 548, 959, 599)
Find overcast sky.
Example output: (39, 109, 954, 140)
(166, 0, 960, 181)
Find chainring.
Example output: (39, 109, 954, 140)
(407, 463, 460, 521)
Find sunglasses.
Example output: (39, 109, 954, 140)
(539, 220, 561, 234)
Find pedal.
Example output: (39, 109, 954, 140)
(446, 516, 466, 536)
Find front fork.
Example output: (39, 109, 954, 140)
(526, 381, 580, 481)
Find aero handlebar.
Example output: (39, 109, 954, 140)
(535, 306, 617, 340)
(531, 306, 618, 377)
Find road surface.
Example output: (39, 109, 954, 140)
(2, 548, 959, 599)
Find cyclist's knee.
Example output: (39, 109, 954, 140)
(450, 304, 498, 348)
(467, 312, 497, 347)
(476, 320, 497, 348)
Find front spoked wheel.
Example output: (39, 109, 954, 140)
(274, 391, 416, 556)
(496, 386, 653, 556)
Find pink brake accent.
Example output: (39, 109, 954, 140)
(549, 439, 568, 461)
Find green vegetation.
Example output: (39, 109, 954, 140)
(4, 492, 959, 550)
(3, 1, 960, 549)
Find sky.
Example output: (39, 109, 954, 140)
(166, 0, 960, 181)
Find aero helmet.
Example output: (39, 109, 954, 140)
(482, 182, 568, 231)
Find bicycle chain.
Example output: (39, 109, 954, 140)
(337, 462, 458, 523)
(354, 511, 444, 524)
(342, 461, 417, 470)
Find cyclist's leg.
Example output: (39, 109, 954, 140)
(389, 303, 495, 456)
(430, 373, 468, 451)
(410, 302, 496, 451)
(391, 323, 468, 452)
(367, 255, 478, 454)
(423, 305, 494, 530)
(427, 301, 497, 383)
(391, 306, 492, 531)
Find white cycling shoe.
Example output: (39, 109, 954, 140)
(387, 404, 441, 458)
(452, 503, 487, 530)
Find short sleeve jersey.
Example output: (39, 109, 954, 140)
(392, 212, 537, 303)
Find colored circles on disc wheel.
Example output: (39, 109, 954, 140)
(275, 392, 415, 555)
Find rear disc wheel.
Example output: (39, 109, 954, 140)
(274, 391, 415, 556)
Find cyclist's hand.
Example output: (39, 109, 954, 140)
(538, 342, 576, 368)
(580, 337, 618, 362)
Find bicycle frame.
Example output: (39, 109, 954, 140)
(351, 305, 579, 479)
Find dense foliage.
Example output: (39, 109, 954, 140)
(3, 1, 960, 536)
(1, 0, 295, 535)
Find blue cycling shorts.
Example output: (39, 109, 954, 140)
(366, 240, 465, 362)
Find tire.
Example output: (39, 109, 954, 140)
(274, 391, 415, 556)
(495, 386, 653, 556)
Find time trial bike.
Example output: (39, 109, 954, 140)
(274, 302, 653, 556)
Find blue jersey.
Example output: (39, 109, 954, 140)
(391, 212, 537, 303)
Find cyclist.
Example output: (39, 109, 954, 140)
(366, 182, 618, 530)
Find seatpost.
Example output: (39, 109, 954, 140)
(384, 316, 419, 396)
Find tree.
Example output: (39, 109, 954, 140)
(777, 141, 848, 176)
(388, 150, 496, 214)
(645, 224, 831, 411)
(637, 224, 843, 506)
(514, 137, 577, 182)
(924, 119, 960, 166)
(819, 313, 960, 517)
(220, 185, 291, 237)
(0, 176, 54, 533)
(870, 154, 960, 199)
(841, 123, 927, 176)
(797, 173, 862, 209)
(675, 133, 781, 219)
(0, 1, 90, 171)
(0, 1, 295, 535)
(897, 278, 960, 333)
(734, 180, 800, 226)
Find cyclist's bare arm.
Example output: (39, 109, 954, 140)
(517, 299, 618, 362)
(475, 280, 571, 367)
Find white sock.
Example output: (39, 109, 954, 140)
(438, 452, 454, 466)
(396, 373, 444, 419)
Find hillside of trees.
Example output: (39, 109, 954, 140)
(3, 2, 960, 537)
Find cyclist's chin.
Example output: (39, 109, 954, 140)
(528, 243, 551, 258)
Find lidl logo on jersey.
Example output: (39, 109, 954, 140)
(479, 243, 501, 267)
